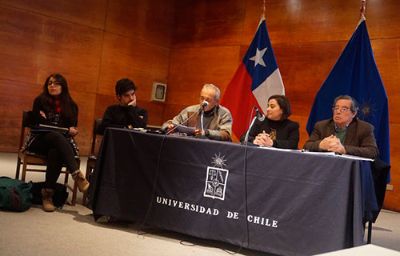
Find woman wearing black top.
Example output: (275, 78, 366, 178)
(26, 73, 89, 212)
(242, 95, 299, 149)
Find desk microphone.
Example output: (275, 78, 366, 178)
(200, 100, 209, 110)
(255, 107, 265, 122)
(243, 106, 264, 144)
(199, 101, 209, 132)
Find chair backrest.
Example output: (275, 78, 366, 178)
(18, 111, 34, 150)
(89, 118, 103, 156)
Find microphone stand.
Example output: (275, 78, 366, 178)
(200, 109, 204, 133)
(243, 107, 264, 145)
(199, 100, 209, 135)
(243, 116, 257, 146)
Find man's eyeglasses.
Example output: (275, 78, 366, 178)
(200, 96, 213, 102)
(332, 106, 350, 113)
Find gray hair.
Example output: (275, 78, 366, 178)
(333, 95, 359, 113)
(202, 83, 221, 100)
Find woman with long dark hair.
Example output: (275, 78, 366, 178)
(242, 95, 299, 149)
(26, 73, 89, 212)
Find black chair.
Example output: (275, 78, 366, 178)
(82, 118, 103, 206)
(15, 111, 80, 205)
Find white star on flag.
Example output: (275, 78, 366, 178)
(249, 47, 267, 67)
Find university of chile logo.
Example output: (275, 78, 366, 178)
(203, 153, 229, 200)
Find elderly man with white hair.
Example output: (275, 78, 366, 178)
(163, 83, 232, 141)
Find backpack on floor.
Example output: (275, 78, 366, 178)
(0, 176, 32, 212)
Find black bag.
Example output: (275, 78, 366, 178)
(0, 177, 32, 212)
(31, 182, 68, 208)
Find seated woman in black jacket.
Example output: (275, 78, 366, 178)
(241, 95, 299, 149)
(25, 73, 89, 212)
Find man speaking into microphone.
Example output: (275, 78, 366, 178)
(162, 84, 232, 141)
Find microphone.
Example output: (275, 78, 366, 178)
(243, 106, 265, 145)
(200, 100, 209, 110)
(199, 101, 209, 132)
(255, 107, 265, 121)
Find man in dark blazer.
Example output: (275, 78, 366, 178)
(303, 95, 378, 159)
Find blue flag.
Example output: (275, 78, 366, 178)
(306, 18, 390, 173)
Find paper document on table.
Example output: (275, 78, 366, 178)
(258, 146, 298, 152)
(301, 150, 374, 161)
(301, 150, 336, 156)
(335, 154, 374, 161)
(174, 125, 196, 135)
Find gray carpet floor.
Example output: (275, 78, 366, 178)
(1, 152, 399, 255)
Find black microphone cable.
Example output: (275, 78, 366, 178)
(139, 103, 206, 231)
(222, 106, 256, 254)
(131, 130, 167, 234)
(240, 107, 256, 251)
(135, 102, 206, 234)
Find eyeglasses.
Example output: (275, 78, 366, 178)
(48, 81, 61, 86)
(332, 106, 350, 113)
(200, 96, 213, 102)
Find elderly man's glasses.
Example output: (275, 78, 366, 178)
(332, 106, 350, 113)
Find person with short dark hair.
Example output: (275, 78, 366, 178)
(241, 95, 299, 149)
(98, 78, 148, 134)
(26, 73, 89, 212)
(303, 95, 378, 158)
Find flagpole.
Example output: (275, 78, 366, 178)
(262, 0, 266, 19)
(360, 0, 367, 19)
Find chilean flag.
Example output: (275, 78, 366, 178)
(221, 18, 285, 140)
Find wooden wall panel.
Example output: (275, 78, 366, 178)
(0, 0, 173, 154)
(244, 0, 400, 44)
(97, 33, 169, 96)
(372, 39, 400, 123)
(106, 0, 174, 47)
(0, 7, 44, 84)
(243, 0, 357, 44)
(173, 0, 245, 47)
(0, 0, 107, 29)
(0, 7, 102, 91)
(0, 79, 37, 152)
(165, 45, 241, 121)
